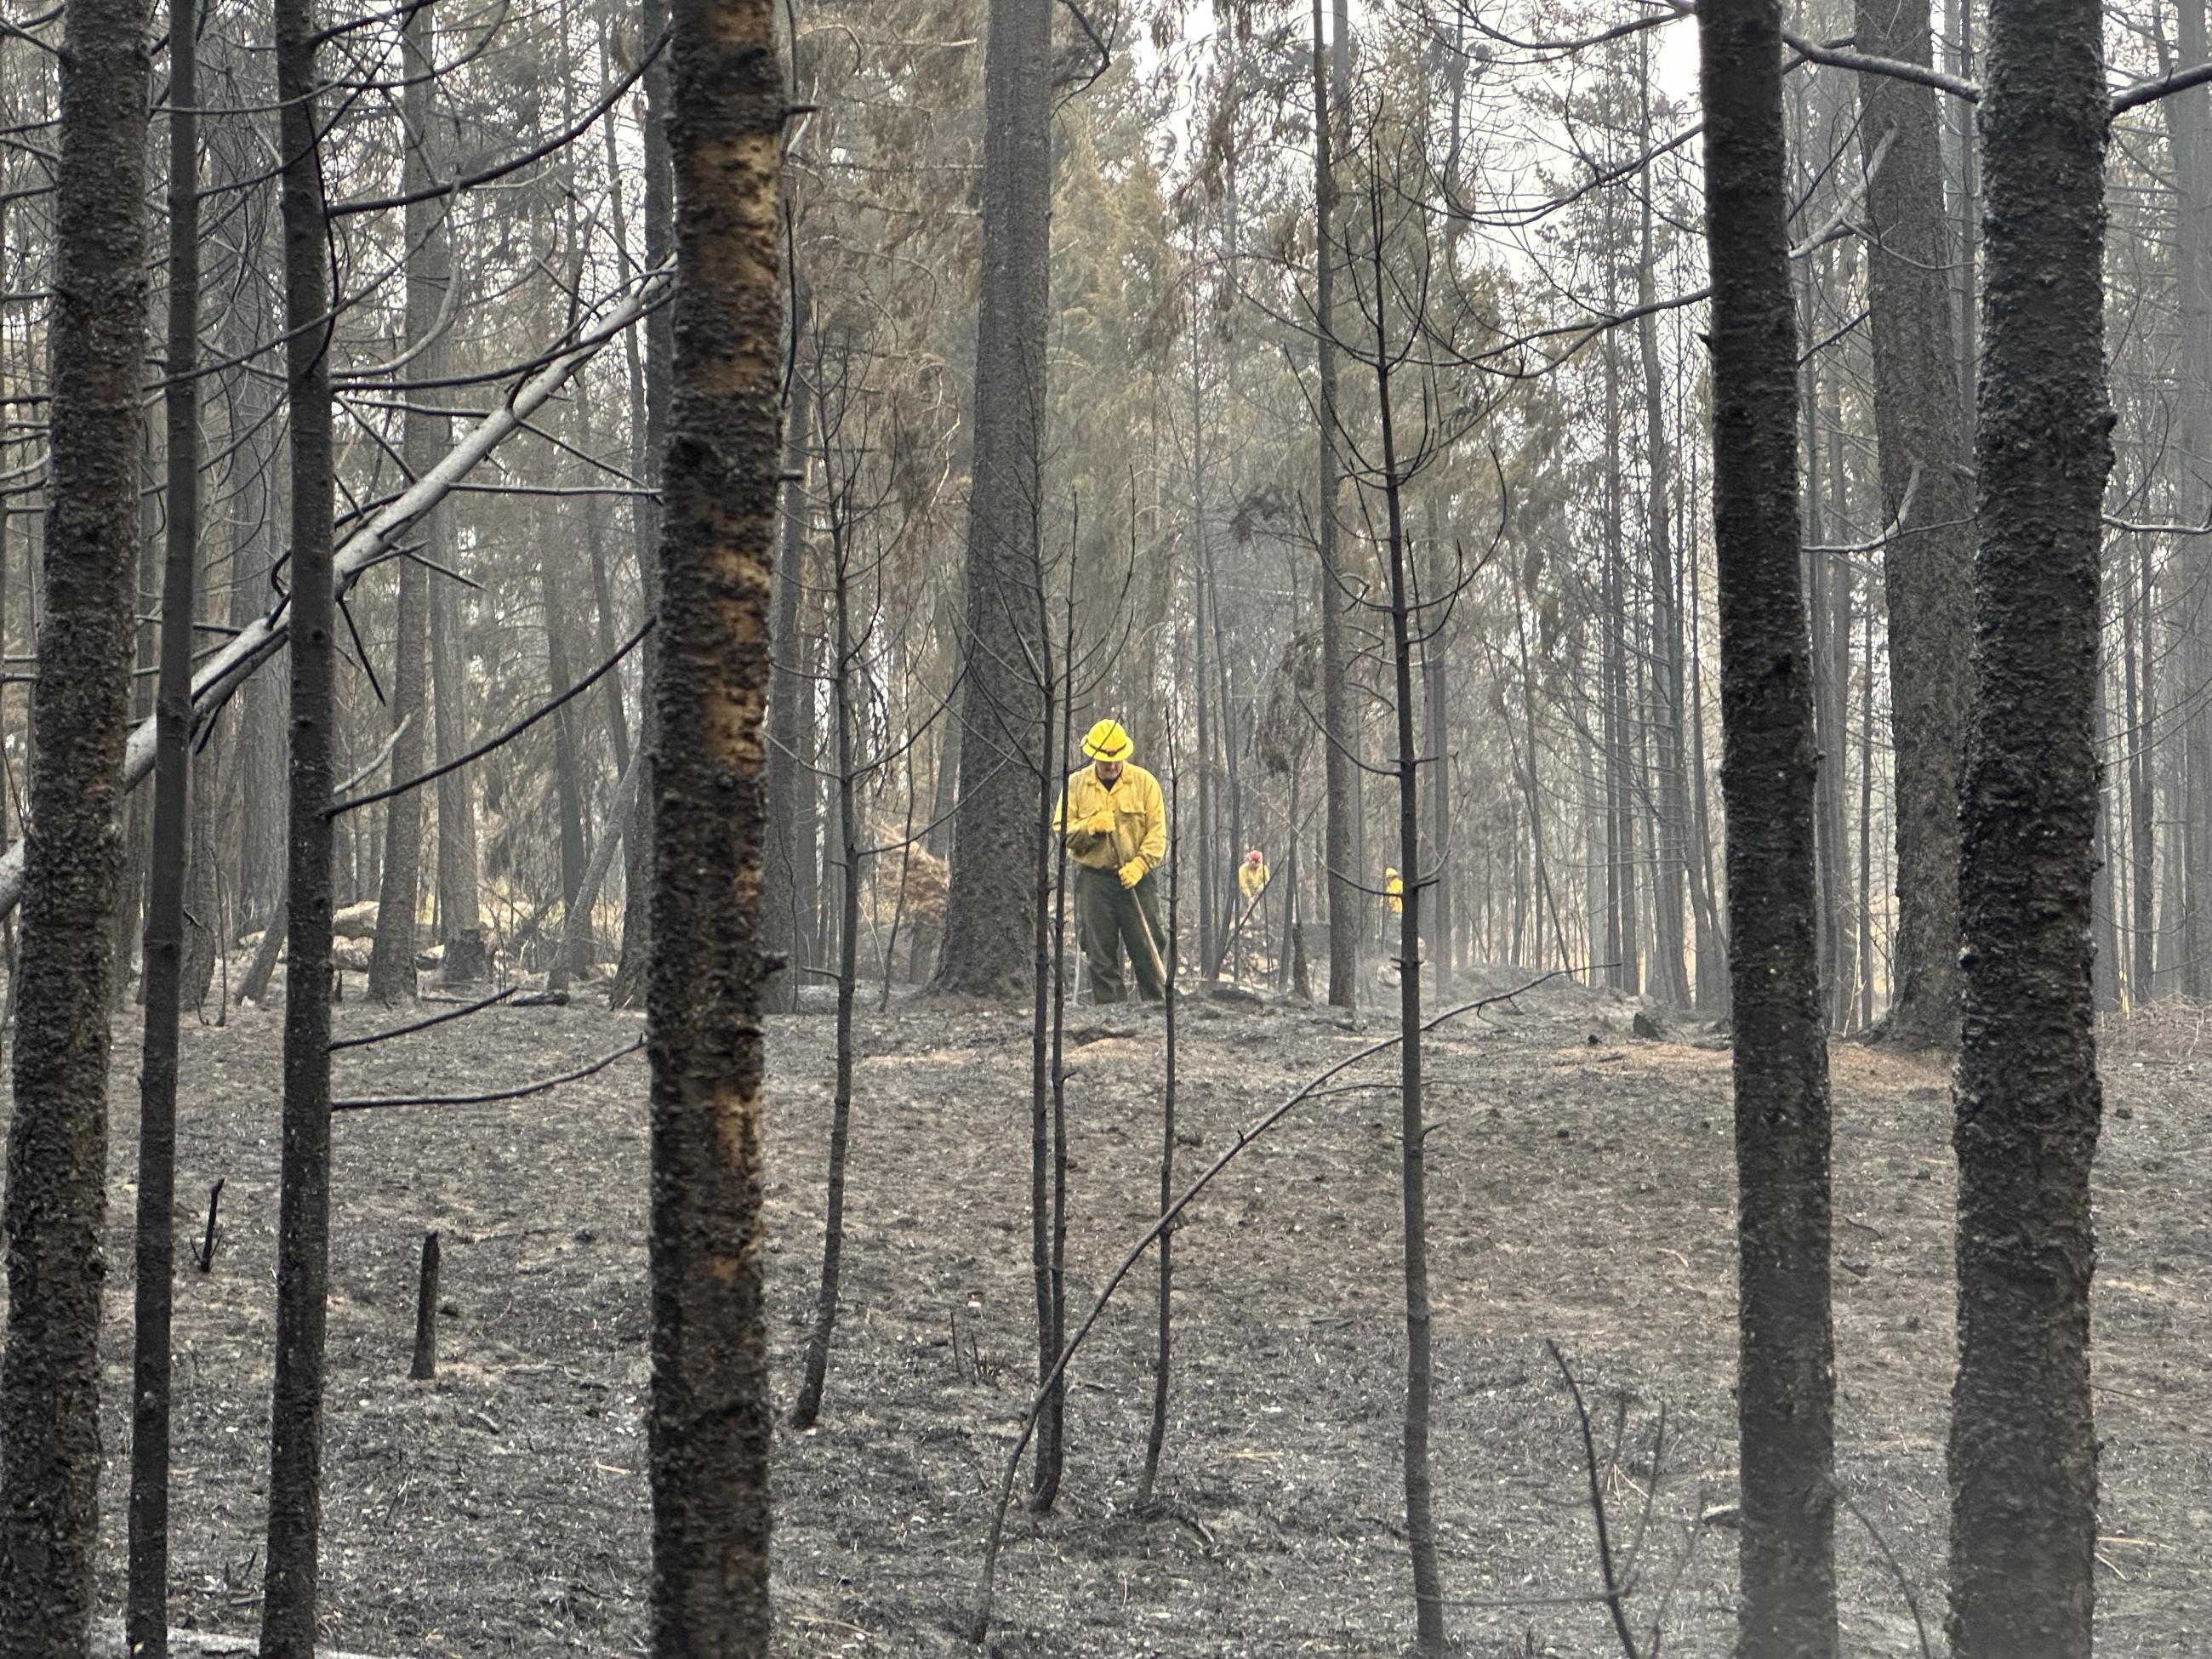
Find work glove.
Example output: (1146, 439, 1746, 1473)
(1084, 810, 1115, 837)
(1119, 859, 1146, 890)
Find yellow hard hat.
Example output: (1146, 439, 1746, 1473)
(1081, 718, 1133, 762)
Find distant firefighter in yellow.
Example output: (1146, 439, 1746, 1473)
(1239, 848, 1269, 906)
(1056, 719, 1169, 1003)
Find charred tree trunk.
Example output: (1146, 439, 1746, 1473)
(1856, 0, 1974, 1049)
(258, 0, 339, 1642)
(1697, 0, 1838, 1647)
(127, 0, 201, 1643)
(367, 0, 444, 1003)
(645, 0, 780, 1645)
(1948, 0, 2110, 1643)
(762, 300, 815, 1013)
(791, 457, 862, 1431)
(935, 0, 1050, 996)
(1362, 241, 1447, 1650)
(0, 0, 151, 1646)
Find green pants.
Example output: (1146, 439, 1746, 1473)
(1076, 864, 1166, 1003)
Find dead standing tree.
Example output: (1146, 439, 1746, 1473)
(259, 0, 342, 1640)
(936, 0, 1051, 996)
(1698, 0, 1838, 1648)
(127, 0, 202, 1641)
(1949, 0, 2112, 1645)
(645, 0, 783, 1647)
(0, 0, 151, 1650)
(790, 321, 910, 1429)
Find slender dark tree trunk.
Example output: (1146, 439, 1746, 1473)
(1313, 0, 1357, 1008)
(259, 0, 339, 1642)
(1138, 777, 1178, 1505)
(127, 0, 201, 1643)
(762, 301, 815, 1013)
(0, 0, 151, 1645)
(1698, 0, 1838, 1647)
(1948, 0, 2110, 1641)
(791, 464, 862, 1431)
(935, 0, 1050, 996)
(646, 0, 780, 1648)
(1856, 0, 1974, 1049)
(1368, 280, 1445, 1655)
(368, 0, 443, 1003)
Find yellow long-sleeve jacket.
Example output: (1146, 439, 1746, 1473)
(1054, 762, 1168, 879)
(1239, 860, 1268, 904)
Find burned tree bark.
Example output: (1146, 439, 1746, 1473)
(936, 0, 1051, 997)
(258, 0, 339, 1642)
(1948, 0, 2111, 1642)
(1697, 0, 1838, 1647)
(645, 0, 781, 1646)
(1856, 0, 1973, 1049)
(0, 0, 151, 1646)
(127, 0, 202, 1641)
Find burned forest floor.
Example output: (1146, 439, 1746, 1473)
(5, 968, 2212, 1656)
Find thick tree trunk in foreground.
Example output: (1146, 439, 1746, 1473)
(936, 0, 1051, 997)
(259, 0, 339, 1645)
(368, 0, 445, 1004)
(1697, 0, 1838, 1649)
(646, 0, 780, 1646)
(128, 0, 202, 1643)
(0, 0, 151, 1648)
(1948, 0, 2110, 1644)
(1856, 0, 1973, 1050)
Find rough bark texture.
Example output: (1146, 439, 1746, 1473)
(1856, 0, 1973, 1049)
(258, 0, 339, 1644)
(0, 0, 151, 1649)
(1697, 0, 1838, 1648)
(1948, 0, 2110, 1642)
(128, 0, 201, 1643)
(646, 0, 780, 1647)
(935, 0, 1050, 998)
(368, 0, 443, 1004)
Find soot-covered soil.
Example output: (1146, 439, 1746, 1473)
(4, 972, 2209, 1656)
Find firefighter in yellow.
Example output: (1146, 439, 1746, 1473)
(1056, 719, 1169, 1002)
